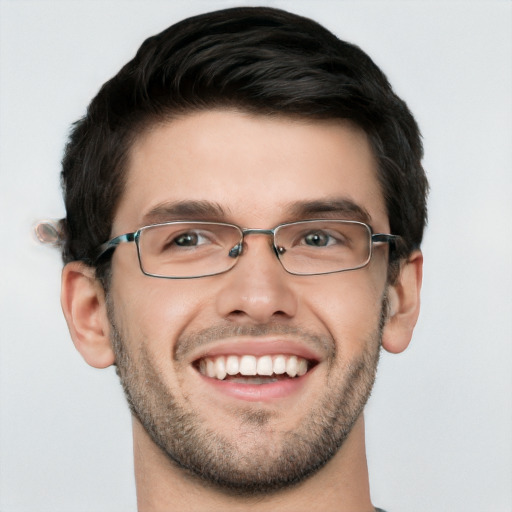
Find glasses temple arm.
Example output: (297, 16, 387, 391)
(94, 232, 136, 263)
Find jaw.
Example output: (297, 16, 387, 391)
(131, 379, 373, 509)
(110, 310, 383, 502)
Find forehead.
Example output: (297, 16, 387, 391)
(113, 110, 388, 233)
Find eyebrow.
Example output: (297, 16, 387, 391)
(142, 200, 228, 225)
(286, 198, 372, 224)
(140, 197, 371, 226)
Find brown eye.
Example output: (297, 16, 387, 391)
(174, 232, 199, 246)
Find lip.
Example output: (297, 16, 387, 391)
(188, 337, 324, 362)
(197, 365, 317, 402)
(185, 337, 324, 402)
(187, 337, 322, 403)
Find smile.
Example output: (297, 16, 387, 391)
(197, 354, 312, 381)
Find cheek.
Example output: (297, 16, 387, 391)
(110, 278, 213, 399)
(110, 266, 213, 357)
(303, 270, 386, 358)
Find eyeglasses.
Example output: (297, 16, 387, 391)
(94, 220, 402, 279)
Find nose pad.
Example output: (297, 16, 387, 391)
(228, 243, 243, 259)
(228, 240, 286, 264)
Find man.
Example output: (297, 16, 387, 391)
(59, 6, 427, 511)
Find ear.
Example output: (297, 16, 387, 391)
(61, 262, 115, 368)
(381, 250, 423, 354)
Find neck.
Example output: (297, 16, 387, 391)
(133, 414, 374, 512)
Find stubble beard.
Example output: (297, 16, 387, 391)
(108, 299, 386, 497)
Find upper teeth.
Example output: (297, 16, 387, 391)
(198, 354, 309, 380)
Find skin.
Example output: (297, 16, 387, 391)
(61, 110, 423, 511)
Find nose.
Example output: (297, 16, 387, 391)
(215, 234, 298, 324)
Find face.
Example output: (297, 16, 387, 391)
(108, 110, 391, 494)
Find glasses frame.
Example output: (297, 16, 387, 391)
(94, 219, 402, 279)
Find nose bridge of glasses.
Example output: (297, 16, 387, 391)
(241, 228, 275, 238)
(228, 228, 279, 259)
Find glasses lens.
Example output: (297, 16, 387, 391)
(138, 222, 242, 278)
(275, 220, 371, 275)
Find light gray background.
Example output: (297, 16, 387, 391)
(1, 1, 511, 511)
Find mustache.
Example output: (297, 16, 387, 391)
(174, 323, 335, 362)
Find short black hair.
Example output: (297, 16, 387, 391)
(61, 6, 428, 283)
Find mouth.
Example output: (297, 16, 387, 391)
(195, 354, 317, 383)
(189, 338, 323, 401)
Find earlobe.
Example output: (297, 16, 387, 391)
(381, 250, 423, 354)
(61, 262, 115, 368)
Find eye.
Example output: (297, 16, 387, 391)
(165, 230, 212, 250)
(174, 232, 202, 247)
(303, 230, 336, 247)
